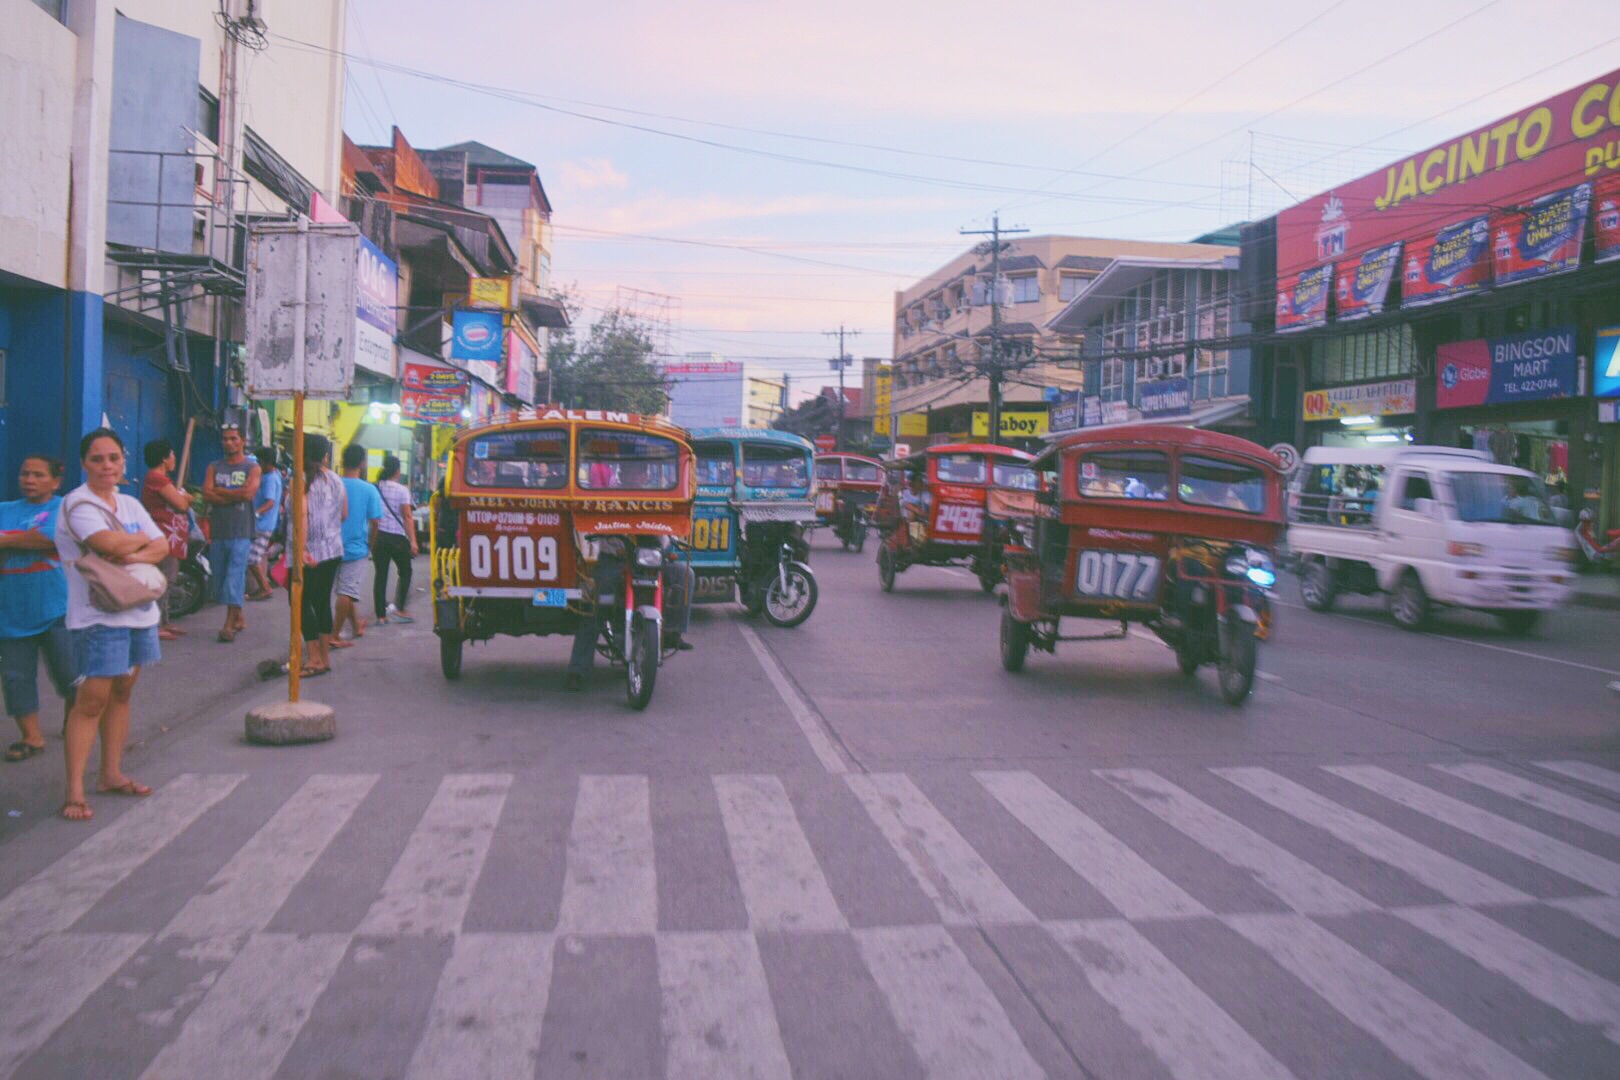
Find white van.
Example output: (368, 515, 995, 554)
(1287, 445, 1577, 634)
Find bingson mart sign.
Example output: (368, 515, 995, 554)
(1436, 326, 1577, 410)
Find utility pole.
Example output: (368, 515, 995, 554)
(960, 214, 1027, 445)
(824, 325, 860, 450)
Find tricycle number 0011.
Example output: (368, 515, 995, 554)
(1076, 550, 1160, 601)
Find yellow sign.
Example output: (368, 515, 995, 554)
(873, 365, 894, 435)
(898, 413, 929, 437)
(468, 276, 516, 310)
(971, 411, 1048, 438)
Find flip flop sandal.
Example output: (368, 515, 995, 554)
(97, 779, 153, 797)
(60, 800, 93, 822)
(299, 666, 331, 679)
(329, 639, 356, 649)
(217, 629, 238, 643)
(5, 741, 45, 762)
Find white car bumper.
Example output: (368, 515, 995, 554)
(1432, 564, 1575, 610)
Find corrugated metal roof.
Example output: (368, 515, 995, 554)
(435, 141, 535, 171)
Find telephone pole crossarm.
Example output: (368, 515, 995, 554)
(959, 214, 1028, 446)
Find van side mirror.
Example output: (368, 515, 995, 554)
(1413, 497, 1437, 518)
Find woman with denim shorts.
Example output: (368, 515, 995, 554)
(54, 429, 170, 822)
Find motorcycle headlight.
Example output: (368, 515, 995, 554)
(1226, 547, 1276, 588)
(635, 547, 664, 568)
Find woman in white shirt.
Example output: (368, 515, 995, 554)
(55, 429, 169, 822)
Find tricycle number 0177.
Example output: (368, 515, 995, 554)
(1075, 550, 1160, 601)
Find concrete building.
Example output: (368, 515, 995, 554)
(1, 0, 347, 487)
(662, 355, 783, 429)
(884, 235, 1236, 442)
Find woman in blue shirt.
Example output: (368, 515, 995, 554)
(0, 455, 74, 762)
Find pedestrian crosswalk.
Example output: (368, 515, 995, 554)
(3, 757, 1620, 1078)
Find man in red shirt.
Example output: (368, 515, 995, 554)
(141, 440, 193, 641)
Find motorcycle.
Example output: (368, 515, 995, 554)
(739, 521, 818, 629)
(1576, 509, 1620, 569)
(167, 511, 212, 618)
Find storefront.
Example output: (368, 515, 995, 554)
(1301, 377, 1416, 448)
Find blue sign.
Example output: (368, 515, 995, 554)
(1597, 325, 1620, 400)
(1436, 326, 1577, 409)
(451, 309, 504, 362)
(1138, 377, 1191, 419)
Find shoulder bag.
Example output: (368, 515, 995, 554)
(63, 496, 168, 613)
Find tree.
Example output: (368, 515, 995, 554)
(545, 294, 668, 414)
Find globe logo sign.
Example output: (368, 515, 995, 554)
(1441, 362, 1459, 390)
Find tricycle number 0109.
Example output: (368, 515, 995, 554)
(1075, 550, 1160, 601)
(468, 533, 560, 583)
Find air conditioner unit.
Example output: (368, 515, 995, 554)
(233, 0, 269, 30)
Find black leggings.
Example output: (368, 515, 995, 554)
(300, 558, 340, 641)
(372, 532, 413, 618)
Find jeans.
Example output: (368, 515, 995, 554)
(372, 532, 413, 618)
(70, 624, 160, 681)
(212, 536, 253, 607)
(0, 620, 75, 718)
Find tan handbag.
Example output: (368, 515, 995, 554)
(64, 496, 168, 613)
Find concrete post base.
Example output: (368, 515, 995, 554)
(245, 700, 336, 745)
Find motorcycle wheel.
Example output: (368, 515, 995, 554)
(169, 565, 207, 618)
(764, 563, 818, 628)
(439, 633, 463, 681)
(1175, 640, 1199, 676)
(999, 604, 1030, 672)
(840, 528, 851, 552)
(977, 559, 998, 594)
(854, 521, 867, 554)
(626, 617, 658, 710)
(1217, 620, 1257, 705)
(878, 546, 896, 593)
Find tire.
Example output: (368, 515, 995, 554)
(1217, 620, 1257, 705)
(878, 546, 896, 593)
(1390, 571, 1429, 631)
(854, 521, 867, 554)
(169, 565, 207, 618)
(626, 618, 658, 710)
(1300, 561, 1337, 612)
(764, 563, 818, 628)
(439, 633, 463, 681)
(1000, 604, 1030, 672)
(1497, 609, 1541, 636)
(1175, 641, 1200, 676)
(741, 580, 767, 617)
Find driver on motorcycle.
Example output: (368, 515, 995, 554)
(565, 536, 694, 691)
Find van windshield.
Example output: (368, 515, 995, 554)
(1449, 472, 1556, 525)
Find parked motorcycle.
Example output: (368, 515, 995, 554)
(1576, 509, 1620, 570)
(167, 511, 212, 618)
(739, 521, 818, 628)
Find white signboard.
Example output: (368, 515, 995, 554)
(354, 237, 398, 378)
(245, 221, 359, 400)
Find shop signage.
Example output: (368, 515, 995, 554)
(1492, 182, 1592, 287)
(400, 362, 469, 422)
(1275, 264, 1332, 332)
(1402, 217, 1490, 308)
(1102, 399, 1129, 425)
(1595, 325, 1620, 399)
(1275, 66, 1620, 279)
(1083, 396, 1102, 427)
(1303, 378, 1416, 422)
(972, 410, 1049, 438)
(506, 331, 536, 399)
(1138, 377, 1191, 419)
(1334, 242, 1401, 321)
(1437, 326, 1577, 409)
(451, 309, 504, 362)
(872, 365, 893, 436)
(1050, 402, 1081, 432)
(1597, 174, 1620, 264)
(468, 276, 516, 310)
(662, 360, 743, 374)
(355, 237, 398, 378)
(897, 413, 929, 437)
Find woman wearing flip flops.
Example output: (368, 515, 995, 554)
(55, 429, 171, 821)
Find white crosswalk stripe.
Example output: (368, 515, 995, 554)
(658, 931, 794, 1080)
(1098, 768, 1375, 916)
(1048, 918, 1297, 1080)
(979, 769, 1208, 919)
(359, 773, 511, 936)
(1534, 761, 1620, 796)
(139, 932, 351, 1080)
(557, 774, 658, 934)
(1436, 764, 1620, 836)
(1225, 913, 1553, 1080)
(165, 773, 377, 940)
(1395, 904, 1620, 1042)
(405, 933, 555, 1080)
(1327, 766, 1620, 896)
(853, 925, 1045, 1080)
(0, 931, 148, 1075)
(715, 774, 846, 931)
(847, 772, 1034, 925)
(0, 773, 245, 942)
(1549, 896, 1620, 939)
(1215, 767, 1531, 905)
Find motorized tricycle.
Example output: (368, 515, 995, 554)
(871, 442, 1035, 593)
(813, 452, 884, 552)
(999, 427, 1285, 705)
(429, 408, 697, 709)
(686, 428, 819, 627)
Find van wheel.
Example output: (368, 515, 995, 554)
(1390, 571, 1429, 631)
(1497, 610, 1541, 637)
(1300, 561, 1337, 612)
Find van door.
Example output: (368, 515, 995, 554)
(1382, 468, 1448, 598)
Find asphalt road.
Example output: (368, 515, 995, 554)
(2, 535, 1619, 1079)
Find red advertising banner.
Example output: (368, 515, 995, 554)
(1597, 173, 1620, 264)
(1277, 67, 1620, 279)
(1334, 242, 1401, 321)
(401, 361, 469, 422)
(1275, 263, 1332, 333)
(1491, 182, 1592, 286)
(1401, 217, 1490, 308)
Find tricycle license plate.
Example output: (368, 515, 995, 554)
(1075, 550, 1161, 601)
(531, 588, 568, 607)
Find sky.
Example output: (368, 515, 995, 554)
(315, 0, 1620, 393)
